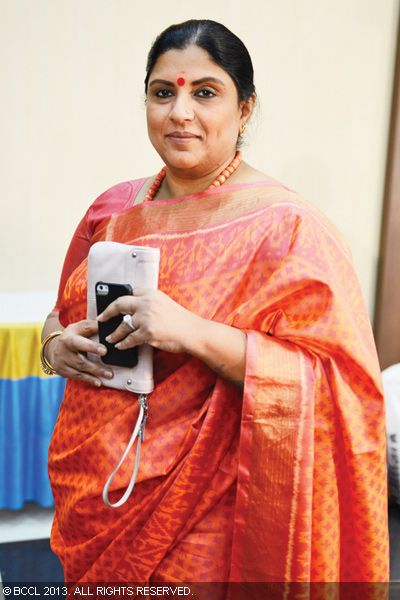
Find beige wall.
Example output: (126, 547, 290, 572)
(1, 0, 398, 317)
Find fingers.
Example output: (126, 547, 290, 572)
(62, 365, 103, 388)
(51, 320, 113, 386)
(55, 351, 114, 386)
(74, 352, 113, 378)
(105, 315, 140, 345)
(97, 296, 138, 322)
(67, 333, 107, 356)
(74, 319, 100, 337)
(115, 331, 142, 350)
(64, 321, 106, 356)
(106, 327, 142, 349)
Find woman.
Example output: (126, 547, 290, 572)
(42, 20, 389, 583)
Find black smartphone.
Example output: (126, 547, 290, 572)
(95, 281, 138, 368)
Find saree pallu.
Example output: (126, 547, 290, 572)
(48, 180, 389, 584)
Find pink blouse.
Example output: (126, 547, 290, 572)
(54, 178, 147, 310)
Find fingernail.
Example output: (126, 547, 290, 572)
(103, 371, 113, 379)
(115, 343, 121, 349)
(105, 335, 112, 343)
(97, 346, 107, 355)
(95, 380, 101, 387)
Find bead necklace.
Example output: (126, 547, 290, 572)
(143, 150, 242, 202)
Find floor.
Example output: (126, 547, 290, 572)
(1, 503, 400, 584)
(0, 504, 62, 582)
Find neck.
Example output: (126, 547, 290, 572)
(158, 153, 240, 200)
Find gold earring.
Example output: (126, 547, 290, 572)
(240, 122, 247, 135)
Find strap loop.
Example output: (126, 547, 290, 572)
(102, 394, 148, 508)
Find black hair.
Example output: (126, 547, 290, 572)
(144, 19, 256, 102)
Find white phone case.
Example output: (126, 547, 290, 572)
(87, 241, 160, 394)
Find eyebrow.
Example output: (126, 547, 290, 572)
(149, 77, 225, 88)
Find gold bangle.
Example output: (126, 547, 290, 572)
(40, 330, 63, 375)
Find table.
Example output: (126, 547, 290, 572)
(0, 323, 65, 509)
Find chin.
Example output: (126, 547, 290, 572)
(161, 150, 202, 172)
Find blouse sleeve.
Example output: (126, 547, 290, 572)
(53, 179, 146, 310)
(53, 209, 92, 311)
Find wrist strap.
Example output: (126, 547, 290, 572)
(102, 394, 148, 508)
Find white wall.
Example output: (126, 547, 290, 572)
(0, 0, 398, 317)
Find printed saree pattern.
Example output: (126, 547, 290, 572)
(48, 180, 389, 583)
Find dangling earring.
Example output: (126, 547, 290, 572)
(240, 122, 247, 136)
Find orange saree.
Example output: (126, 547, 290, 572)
(48, 179, 389, 583)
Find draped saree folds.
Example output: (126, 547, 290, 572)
(48, 180, 389, 583)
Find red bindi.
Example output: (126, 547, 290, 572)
(177, 77, 185, 86)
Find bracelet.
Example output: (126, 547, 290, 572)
(40, 331, 63, 375)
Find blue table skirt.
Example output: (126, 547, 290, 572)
(0, 376, 65, 509)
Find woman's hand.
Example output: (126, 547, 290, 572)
(46, 319, 113, 387)
(97, 289, 199, 354)
(98, 288, 246, 386)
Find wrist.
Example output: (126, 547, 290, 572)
(45, 335, 60, 364)
(40, 330, 63, 375)
(181, 313, 209, 357)
(182, 316, 246, 385)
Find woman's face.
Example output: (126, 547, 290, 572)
(146, 45, 249, 177)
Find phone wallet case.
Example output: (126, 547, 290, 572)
(87, 241, 160, 394)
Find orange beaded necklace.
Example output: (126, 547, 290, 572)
(143, 151, 242, 202)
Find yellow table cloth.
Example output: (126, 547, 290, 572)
(0, 323, 65, 509)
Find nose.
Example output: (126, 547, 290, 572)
(169, 92, 195, 123)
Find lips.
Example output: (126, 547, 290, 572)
(166, 131, 200, 139)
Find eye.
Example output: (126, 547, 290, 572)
(195, 88, 216, 98)
(154, 88, 173, 98)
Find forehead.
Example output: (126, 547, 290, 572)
(150, 45, 232, 83)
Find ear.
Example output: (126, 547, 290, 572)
(239, 93, 256, 123)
